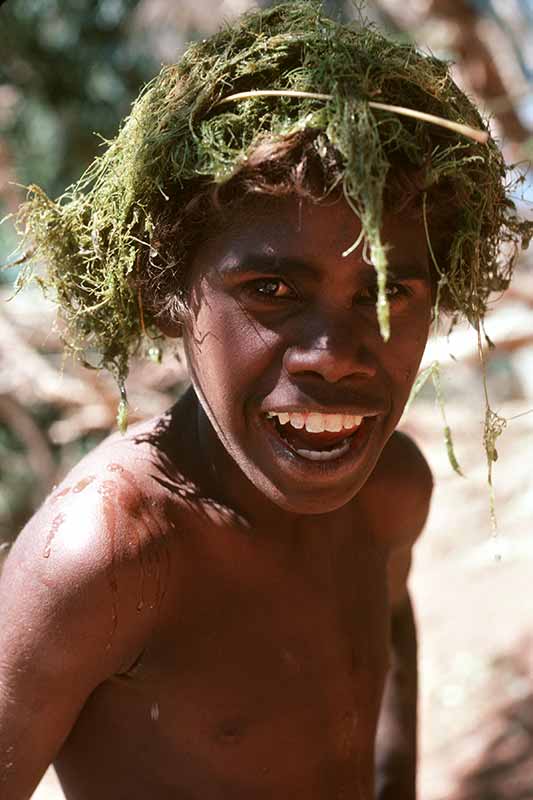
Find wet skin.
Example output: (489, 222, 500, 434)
(0, 196, 433, 800)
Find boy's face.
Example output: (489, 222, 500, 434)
(181, 195, 432, 515)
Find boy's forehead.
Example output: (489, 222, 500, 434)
(195, 195, 429, 276)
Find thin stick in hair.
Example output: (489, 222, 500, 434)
(216, 90, 489, 145)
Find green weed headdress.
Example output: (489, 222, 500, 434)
(11, 0, 532, 411)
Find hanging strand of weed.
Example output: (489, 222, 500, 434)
(477, 322, 507, 533)
(422, 190, 448, 327)
(116, 383, 129, 435)
(403, 360, 463, 475)
(403, 361, 437, 416)
(431, 362, 464, 476)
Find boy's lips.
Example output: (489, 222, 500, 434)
(260, 407, 381, 470)
(265, 410, 363, 455)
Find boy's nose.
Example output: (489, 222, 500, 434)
(283, 316, 378, 385)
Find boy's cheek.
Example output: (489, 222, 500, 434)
(383, 327, 430, 409)
(400, 364, 418, 388)
(184, 297, 284, 372)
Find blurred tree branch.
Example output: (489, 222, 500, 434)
(373, 0, 532, 154)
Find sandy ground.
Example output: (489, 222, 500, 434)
(29, 396, 533, 800)
(407, 400, 533, 800)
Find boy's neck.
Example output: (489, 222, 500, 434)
(166, 387, 350, 539)
(194, 391, 300, 530)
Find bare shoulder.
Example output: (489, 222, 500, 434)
(0, 416, 187, 800)
(14, 414, 169, 561)
(0, 415, 181, 678)
(359, 430, 433, 551)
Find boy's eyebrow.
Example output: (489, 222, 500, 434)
(384, 261, 429, 281)
(218, 253, 317, 279)
(218, 253, 429, 281)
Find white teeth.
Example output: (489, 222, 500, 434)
(289, 412, 305, 429)
(267, 411, 364, 432)
(305, 413, 324, 433)
(343, 414, 363, 430)
(325, 414, 343, 432)
(295, 440, 351, 461)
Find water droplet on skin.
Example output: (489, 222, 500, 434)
(100, 482, 120, 644)
(150, 702, 160, 722)
(98, 480, 116, 499)
(43, 513, 66, 558)
(108, 571, 119, 635)
(50, 487, 70, 504)
(136, 600, 144, 612)
(73, 476, 95, 493)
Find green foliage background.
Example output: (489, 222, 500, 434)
(0, 1, 156, 229)
(0, 1, 156, 535)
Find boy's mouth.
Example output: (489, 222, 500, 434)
(265, 410, 365, 462)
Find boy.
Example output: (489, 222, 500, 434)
(1, 3, 529, 799)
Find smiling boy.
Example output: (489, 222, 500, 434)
(1, 3, 530, 800)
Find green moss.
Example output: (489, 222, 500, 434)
(9, 1, 532, 396)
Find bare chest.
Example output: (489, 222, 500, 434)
(58, 528, 390, 799)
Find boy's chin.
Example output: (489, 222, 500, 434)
(267, 486, 363, 516)
(237, 412, 386, 517)
(247, 465, 374, 517)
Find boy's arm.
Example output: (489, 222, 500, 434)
(0, 487, 151, 800)
(374, 558, 418, 800)
(372, 432, 433, 800)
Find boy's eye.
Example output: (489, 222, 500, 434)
(246, 278, 296, 300)
(358, 283, 409, 304)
